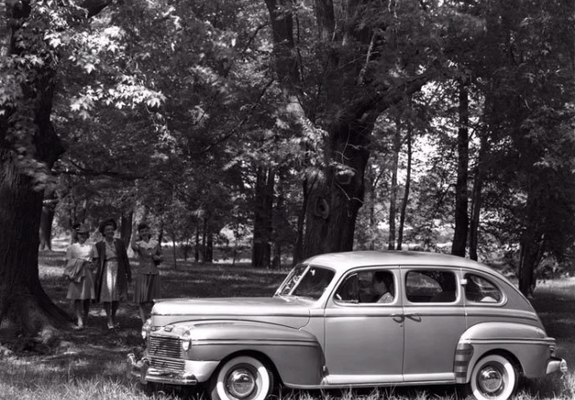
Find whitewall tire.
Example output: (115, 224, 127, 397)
(467, 354, 518, 400)
(209, 356, 274, 400)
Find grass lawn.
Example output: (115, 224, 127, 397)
(0, 250, 573, 400)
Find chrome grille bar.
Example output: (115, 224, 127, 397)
(149, 336, 182, 359)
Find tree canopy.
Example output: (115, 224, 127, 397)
(1, 0, 574, 338)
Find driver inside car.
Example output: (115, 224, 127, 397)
(360, 271, 394, 303)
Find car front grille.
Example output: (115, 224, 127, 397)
(150, 356, 185, 371)
(148, 336, 184, 371)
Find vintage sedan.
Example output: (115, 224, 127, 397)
(129, 251, 567, 400)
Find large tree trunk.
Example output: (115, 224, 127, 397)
(0, 0, 70, 340)
(303, 110, 374, 257)
(0, 151, 70, 340)
(265, 0, 431, 258)
(252, 168, 275, 268)
(452, 82, 469, 257)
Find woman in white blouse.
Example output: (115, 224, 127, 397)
(64, 224, 96, 329)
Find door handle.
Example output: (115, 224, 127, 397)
(404, 313, 421, 322)
(391, 314, 405, 323)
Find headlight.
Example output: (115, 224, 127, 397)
(181, 330, 192, 351)
(550, 343, 557, 357)
(141, 318, 152, 339)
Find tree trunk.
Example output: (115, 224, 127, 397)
(397, 123, 412, 250)
(292, 178, 309, 265)
(171, 232, 178, 271)
(365, 164, 378, 250)
(518, 194, 544, 296)
(0, 151, 71, 340)
(263, 0, 299, 89)
(519, 233, 541, 297)
(39, 188, 57, 251)
(201, 218, 207, 263)
(303, 111, 373, 257)
(205, 231, 213, 263)
(0, 1, 70, 339)
(452, 82, 469, 257)
(195, 225, 200, 262)
(272, 170, 286, 269)
(388, 118, 401, 250)
(120, 211, 133, 245)
(252, 168, 275, 268)
(264, 0, 431, 259)
(469, 132, 487, 260)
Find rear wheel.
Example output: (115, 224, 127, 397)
(209, 356, 274, 400)
(467, 354, 518, 400)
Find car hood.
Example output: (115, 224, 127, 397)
(151, 296, 312, 329)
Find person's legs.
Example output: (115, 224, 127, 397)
(74, 300, 84, 327)
(82, 299, 90, 325)
(138, 303, 147, 324)
(111, 300, 119, 327)
(104, 301, 113, 328)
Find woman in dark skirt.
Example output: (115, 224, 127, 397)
(131, 222, 162, 324)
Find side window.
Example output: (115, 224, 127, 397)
(357, 270, 395, 303)
(465, 273, 502, 303)
(334, 270, 395, 304)
(291, 267, 335, 299)
(406, 270, 457, 303)
(334, 273, 359, 303)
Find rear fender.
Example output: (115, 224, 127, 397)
(455, 322, 554, 383)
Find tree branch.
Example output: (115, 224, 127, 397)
(78, 0, 113, 18)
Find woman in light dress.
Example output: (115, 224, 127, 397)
(64, 224, 96, 329)
(131, 222, 162, 324)
(94, 218, 132, 330)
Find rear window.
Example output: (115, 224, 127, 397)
(464, 273, 502, 303)
(405, 270, 457, 303)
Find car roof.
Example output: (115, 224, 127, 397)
(304, 250, 499, 275)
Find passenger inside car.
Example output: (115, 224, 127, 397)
(464, 273, 502, 303)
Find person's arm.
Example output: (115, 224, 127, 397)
(153, 240, 163, 263)
(65, 245, 73, 261)
(131, 231, 140, 255)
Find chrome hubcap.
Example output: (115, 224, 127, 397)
(478, 365, 504, 395)
(226, 368, 256, 398)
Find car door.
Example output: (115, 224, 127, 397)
(323, 268, 404, 385)
(401, 267, 466, 383)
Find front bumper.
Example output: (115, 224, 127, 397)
(127, 353, 219, 386)
(546, 357, 568, 375)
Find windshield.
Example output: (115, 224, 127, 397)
(276, 264, 335, 300)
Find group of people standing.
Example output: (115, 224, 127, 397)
(64, 219, 162, 330)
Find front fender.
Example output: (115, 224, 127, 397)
(180, 320, 324, 386)
(455, 322, 555, 383)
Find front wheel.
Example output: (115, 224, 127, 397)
(466, 354, 518, 400)
(209, 356, 274, 400)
